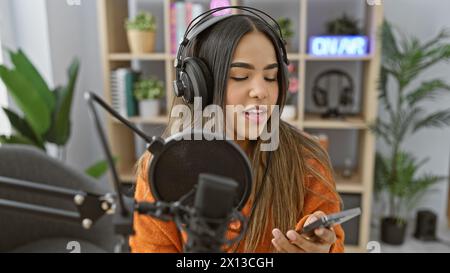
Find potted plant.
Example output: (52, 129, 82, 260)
(134, 77, 164, 117)
(325, 13, 361, 35)
(0, 49, 113, 178)
(125, 12, 157, 54)
(371, 21, 450, 245)
(281, 63, 298, 121)
(277, 17, 294, 52)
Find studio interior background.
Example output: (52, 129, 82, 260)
(0, 0, 449, 253)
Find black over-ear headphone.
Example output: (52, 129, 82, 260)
(312, 69, 354, 108)
(173, 6, 290, 109)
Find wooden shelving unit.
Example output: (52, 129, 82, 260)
(97, 0, 383, 253)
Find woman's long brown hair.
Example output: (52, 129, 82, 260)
(135, 15, 340, 252)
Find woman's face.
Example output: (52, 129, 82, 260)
(225, 31, 280, 141)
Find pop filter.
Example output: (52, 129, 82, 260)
(147, 130, 252, 211)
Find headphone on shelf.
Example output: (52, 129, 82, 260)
(173, 5, 290, 109)
(312, 69, 354, 108)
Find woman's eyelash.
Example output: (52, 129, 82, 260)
(231, 77, 248, 81)
(231, 77, 277, 82)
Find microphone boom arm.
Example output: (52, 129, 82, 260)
(0, 92, 248, 253)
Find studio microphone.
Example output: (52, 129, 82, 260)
(84, 91, 252, 252)
(184, 173, 239, 253)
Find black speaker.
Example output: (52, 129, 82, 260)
(414, 210, 437, 241)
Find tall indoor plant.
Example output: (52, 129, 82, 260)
(0, 49, 111, 178)
(372, 21, 450, 245)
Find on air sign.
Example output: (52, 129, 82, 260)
(309, 36, 369, 57)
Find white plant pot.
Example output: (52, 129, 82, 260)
(139, 99, 160, 117)
(281, 105, 296, 121)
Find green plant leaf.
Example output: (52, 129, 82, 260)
(412, 110, 450, 133)
(374, 152, 390, 194)
(1, 107, 45, 149)
(380, 150, 444, 217)
(9, 49, 55, 111)
(397, 107, 423, 140)
(420, 28, 450, 51)
(277, 17, 294, 39)
(45, 58, 80, 145)
(406, 174, 446, 209)
(0, 134, 39, 146)
(0, 66, 51, 135)
(125, 12, 156, 32)
(407, 79, 450, 106)
(84, 157, 118, 179)
(133, 77, 164, 100)
(370, 119, 392, 145)
(396, 43, 450, 90)
(381, 21, 401, 63)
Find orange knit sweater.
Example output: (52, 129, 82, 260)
(129, 154, 345, 253)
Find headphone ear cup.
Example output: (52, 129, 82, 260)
(183, 57, 210, 108)
(313, 86, 328, 107)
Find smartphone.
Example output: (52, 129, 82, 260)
(299, 208, 361, 235)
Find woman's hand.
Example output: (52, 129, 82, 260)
(271, 211, 336, 253)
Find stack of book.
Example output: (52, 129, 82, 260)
(110, 68, 139, 117)
(170, 1, 205, 54)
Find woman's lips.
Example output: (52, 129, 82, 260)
(243, 109, 268, 125)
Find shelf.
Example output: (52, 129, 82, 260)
(109, 52, 169, 61)
(110, 115, 169, 125)
(287, 53, 302, 60)
(303, 113, 367, 129)
(304, 54, 374, 62)
(281, 117, 300, 127)
(99, 0, 383, 253)
(335, 171, 363, 193)
(344, 245, 364, 253)
(127, 115, 169, 125)
(336, 181, 363, 194)
(119, 169, 136, 183)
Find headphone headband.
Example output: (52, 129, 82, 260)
(174, 6, 289, 70)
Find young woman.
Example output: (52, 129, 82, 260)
(130, 13, 345, 253)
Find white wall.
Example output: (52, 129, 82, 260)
(0, 0, 55, 136)
(9, 0, 54, 87)
(0, 0, 11, 136)
(45, 0, 105, 174)
(382, 0, 450, 228)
